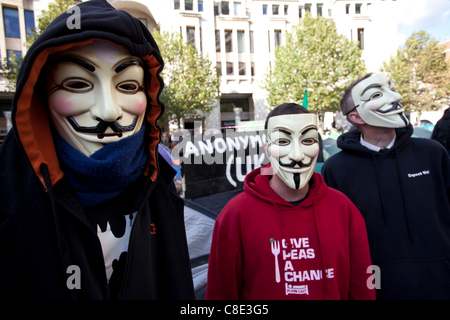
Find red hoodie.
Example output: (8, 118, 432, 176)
(206, 165, 375, 300)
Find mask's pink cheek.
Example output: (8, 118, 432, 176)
(269, 146, 280, 159)
(48, 95, 78, 116)
(367, 100, 381, 111)
(121, 95, 147, 115)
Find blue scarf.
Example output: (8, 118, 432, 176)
(53, 127, 149, 207)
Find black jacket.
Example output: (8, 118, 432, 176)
(431, 108, 450, 150)
(322, 125, 450, 300)
(0, 0, 194, 299)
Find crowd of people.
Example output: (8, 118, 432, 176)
(0, 0, 449, 300)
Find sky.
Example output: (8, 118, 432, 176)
(395, 0, 450, 47)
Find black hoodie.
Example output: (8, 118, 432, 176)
(431, 108, 450, 150)
(0, 0, 194, 299)
(322, 125, 450, 300)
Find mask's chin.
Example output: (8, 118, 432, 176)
(272, 157, 317, 190)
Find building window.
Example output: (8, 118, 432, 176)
(299, 6, 302, 18)
(358, 28, 364, 50)
(216, 62, 222, 76)
(251, 62, 255, 76)
(239, 62, 246, 75)
(3, 8, 20, 38)
(198, 0, 204, 12)
(272, 5, 279, 15)
(284, 5, 289, 15)
(226, 62, 233, 75)
(304, 4, 311, 14)
(263, 4, 268, 15)
(346, 4, 350, 14)
(274, 30, 282, 47)
(215, 30, 221, 52)
(174, 0, 180, 10)
(234, 2, 241, 16)
(214, 3, 219, 15)
(222, 1, 230, 15)
(367, 3, 372, 14)
(317, 4, 323, 16)
(250, 31, 254, 53)
(225, 30, 232, 52)
(24, 11, 35, 36)
(185, 0, 193, 10)
(328, 9, 332, 17)
(187, 26, 195, 46)
(7, 49, 22, 66)
(237, 30, 245, 53)
(356, 3, 362, 14)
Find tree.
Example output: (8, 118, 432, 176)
(153, 30, 221, 128)
(381, 30, 450, 121)
(262, 12, 366, 112)
(0, 0, 75, 91)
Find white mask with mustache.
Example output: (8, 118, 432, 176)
(266, 114, 319, 190)
(351, 73, 409, 128)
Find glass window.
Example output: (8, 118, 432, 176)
(24, 11, 35, 37)
(234, 2, 241, 15)
(214, 3, 219, 15)
(358, 28, 364, 50)
(367, 3, 372, 14)
(215, 30, 221, 52)
(174, 0, 180, 10)
(237, 30, 245, 53)
(305, 4, 311, 13)
(185, 0, 193, 10)
(251, 62, 255, 76)
(216, 62, 222, 76)
(272, 5, 279, 15)
(222, 1, 229, 15)
(317, 4, 323, 16)
(226, 62, 233, 75)
(220, 98, 249, 112)
(7, 49, 22, 66)
(239, 62, 246, 75)
(356, 3, 362, 14)
(274, 30, 282, 47)
(3, 8, 20, 38)
(263, 4, 268, 15)
(198, 0, 204, 12)
(187, 27, 195, 46)
(284, 5, 289, 15)
(299, 6, 302, 18)
(250, 31, 254, 53)
(138, 18, 147, 27)
(225, 30, 232, 52)
(346, 4, 350, 14)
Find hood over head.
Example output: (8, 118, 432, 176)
(11, 0, 165, 188)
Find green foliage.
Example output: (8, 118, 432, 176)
(1, 52, 22, 92)
(381, 30, 450, 115)
(153, 30, 221, 127)
(25, 0, 76, 48)
(262, 12, 366, 112)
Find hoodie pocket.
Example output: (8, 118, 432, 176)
(375, 258, 450, 300)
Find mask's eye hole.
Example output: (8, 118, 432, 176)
(302, 138, 317, 146)
(370, 92, 383, 100)
(117, 81, 142, 94)
(63, 79, 93, 92)
(275, 139, 290, 146)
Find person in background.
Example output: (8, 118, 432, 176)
(431, 106, 450, 156)
(322, 73, 450, 300)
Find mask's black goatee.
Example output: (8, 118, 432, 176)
(293, 173, 300, 189)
